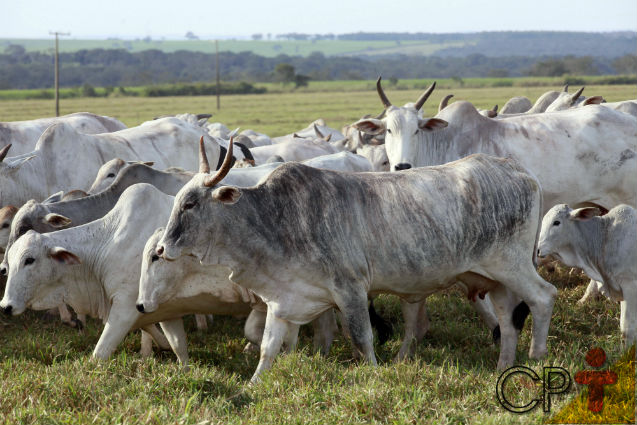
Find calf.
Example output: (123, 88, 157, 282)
(538, 204, 637, 342)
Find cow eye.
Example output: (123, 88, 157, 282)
(18, 226, 29, 236)
(24, 257, 35, 266)
(414, 129, 419, 135)
(107, 173, 115, 178)
(382, 161, 389, 166)
(1, 223, 8, 229)
(387, 129, 392, 134)
(553, 220, 561, 226)
(151, 254, 159, 263)
(183, 201, 197, 210)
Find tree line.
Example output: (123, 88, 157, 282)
(0, 45, 634, 90)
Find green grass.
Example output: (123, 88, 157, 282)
(0, 38, 467, 58)
(0, 269, 629, 424)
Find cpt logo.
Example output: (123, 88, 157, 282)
(496, 347, 628, 416)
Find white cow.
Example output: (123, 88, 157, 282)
(248, 138, 339, 165)
(0, 112, 126, 156)
(0, 117, 221, 208)
(538, 204, 637, 342)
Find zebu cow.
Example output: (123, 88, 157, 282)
(0, 184, 196, 362)
(0, 112, 126, 156)
(355, 145, 390, 172)
(88, 159, 156, 193)
(544, 87, 586, 112)
(0, 118, 221, 208)
(271, 119, 344, 144)
(354, 78, 637, 211)
(538, 204, 637, 343)
(247, 137, 339, 165)
(152, 140, 556, 382)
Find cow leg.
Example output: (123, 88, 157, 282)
(333, 286, 376, 365)
(195, 314, 208, 331)
(619, 282, 637, 345)
(312, 309, 338, 356)
(282, 323, 300, 353)
(93, 305, 140, 359)
(244, 309, 266, 352)
(396, 299, 429, 361)
(251, 308, 293, 383)
(488, 262, 557, 363)
(578, 280, 603, 304)
(140, 330, 153, 357)
(159, 319, 189, 369)
(488, 285, 520, 370)
(142, 324, 171, 350)
(470, 295, 499, 331)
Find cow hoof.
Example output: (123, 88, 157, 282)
(243, 342, 259, 353)
(528, 347, 547, 360)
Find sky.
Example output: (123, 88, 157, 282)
(2, 0, 636, 39)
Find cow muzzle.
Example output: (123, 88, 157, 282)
(156, 243, 181, 261)
(1, 304, 12, 316)
(394, 163, 412, 171)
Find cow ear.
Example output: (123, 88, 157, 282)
(48, 247, 81, 265)
(583, 96, 604, 106)
(418, 118, 448, 131)
(42, 191, 64, 204)
(212, 186, 242, 204)
(4, 155, 36, 172)
(353, 118, 386, 135)
(570, 207, 602, 221)
(43, 213, 72, 228)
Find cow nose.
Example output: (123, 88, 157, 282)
(2, 305, 12, 316)
(156, 246, 164, 256)
(136, 303, 145, 313)
(0, 266, 6, 276)
(394, 163, 412, 171)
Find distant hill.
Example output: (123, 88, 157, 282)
(2, 31, 635, 58)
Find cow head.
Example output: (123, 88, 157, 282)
(353, 78, 448, 171)
(537, 204, 602, 263)
(0, 200, 72, 274)
(0, 205, 18, 252)
(0, 231, 80, 315)
(356, 144, 390, 172)
(157, 136, 239, 263)
(137, 227, 183, 313)
(89, 158, 154, 194)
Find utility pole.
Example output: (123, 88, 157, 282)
(215, 40, 220, 110)
(49, 31, 70, 116)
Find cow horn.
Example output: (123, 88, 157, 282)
(376, 77, 392, 109)
(196, 113, 212, 120)
(313, 123, 325, 139)
(203, 136, 233, 187)
(0, 144, 11, 162)
(439, 94, 454, 112)
(563, 84, 569, 92)
(492, 104, 498, 113)
(414, 81, 437, 111)
(198, 136, 210, 174)
(570, 87, 585, 105)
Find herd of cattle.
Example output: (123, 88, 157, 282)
(0, 79, 635, 383)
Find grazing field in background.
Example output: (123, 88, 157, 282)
(0, 84, 635, 424)
(0, 83, 634, 136)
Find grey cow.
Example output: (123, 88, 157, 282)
(151, 140, 557, 382)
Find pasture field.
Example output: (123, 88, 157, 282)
(0, 85, 635, 424)
(0, 38, 463, 58)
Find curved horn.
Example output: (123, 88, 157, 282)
(376, 77, 392, 108)
(570, 86, 585, 106)
(313, 123, 325, 139)
(203, 136, 233, 187)
(563, 84, 569, 92)
(198, 136, 210, 174)
(0, 144, 11, 162)
(196, 113, 212, 120)
(439, 94, 454, 112)
(492, 104, 498, 113)
(414, 81, 437, 111)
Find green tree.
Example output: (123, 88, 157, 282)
(273, 63, 296, 84)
